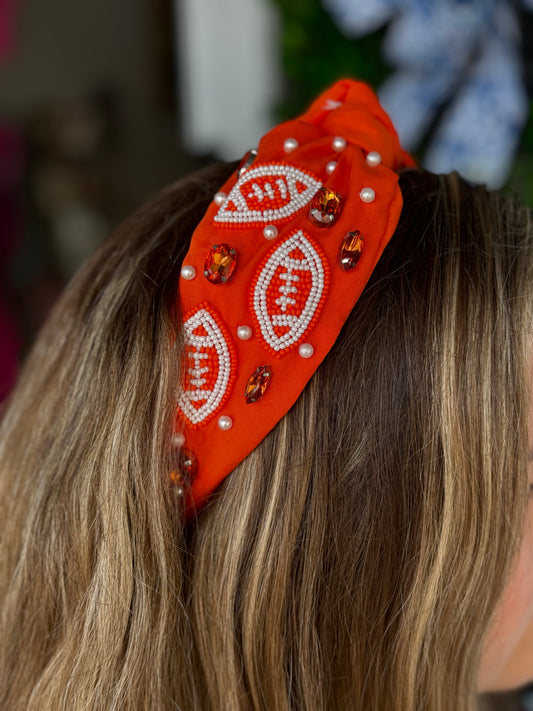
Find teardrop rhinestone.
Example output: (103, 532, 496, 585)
(238, 148, 258, 176)
(308, 188, 342, 227)
(204, 244, 237, 284)
(245, 365, 272, 404)
(170, 471, 186, 496)
(339, 230, 363, 271)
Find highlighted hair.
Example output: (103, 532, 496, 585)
(0, 166, 532, 710)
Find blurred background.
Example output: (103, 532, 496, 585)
(0, 1, 532, 706)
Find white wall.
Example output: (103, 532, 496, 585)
(175, 0, 281, 159)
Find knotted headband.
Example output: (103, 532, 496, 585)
(173, 79, 415, 513)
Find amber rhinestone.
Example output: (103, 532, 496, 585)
(238, 148, 258, 176)
(308, 188, 342, 227)
(170, 448, 198, 491)
(170, 447, 197, 495)
(339, 230, 363, 271)
(170, 470, 186, 494)
(204, 244, 237, 284)
(245, 365, 272, 404)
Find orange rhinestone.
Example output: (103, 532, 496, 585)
(170, 470, 186, 492)
(170, 448, 198, 493)
(204, 244, 237, 284)
(339, 231, 363, 271)
(171, 446, 197, 495)
(308, 188, 342, 227)
(245, 365, 272, 404)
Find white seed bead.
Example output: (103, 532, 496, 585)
(214, 191, 227, 206)
(332, 136, 347, 152)
(283, 138, 298, 153)
(180, 265, 196, 280)
(218, 415, 233, 431)
(263, 224, 278, 240)
(299, 343, 314, 359)
(326, 161, 337, 174)
(175, 486, 185, 497)
(237, 325, 252, 340)
(179, 308, 233, 426)
(359, 187, 375, 203)
(214, 162, 323, 225)
(366, 151, 381, 167)
(172, 432, 185, 448)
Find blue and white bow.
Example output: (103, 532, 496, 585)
(323, 0, 531, 188)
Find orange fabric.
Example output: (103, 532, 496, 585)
(177, 79, 415, 514)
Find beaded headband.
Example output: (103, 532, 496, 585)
(173, 79, 415, 514)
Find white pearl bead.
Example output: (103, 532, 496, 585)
(263, 224, 278, 240)
(175, 486, 185, 498)
(218, 415, 233, 431)
(359, 187, 375, 203)
(283, 138, 298, 153)
(172, 433, 185, 448)
(332, 136, 346, 152)
(366, 151, 381, 167)
(299, 343, 314, 359)
(180, 265, 196, 280)
(326, 161, 337, 174)
(214, 191, 227, 206)
(237, 325, 252, 340)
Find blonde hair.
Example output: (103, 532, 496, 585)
(0, 165, 532, 710)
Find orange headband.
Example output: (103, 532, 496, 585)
(174, 79, 415, 514)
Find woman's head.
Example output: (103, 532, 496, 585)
(192, 168, 533, 708)
(1, 166, 533, 710)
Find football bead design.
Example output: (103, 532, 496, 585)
(214, 163, 322, 227)
(177, 304, 237, 427)
(251, 229, 330, 356)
